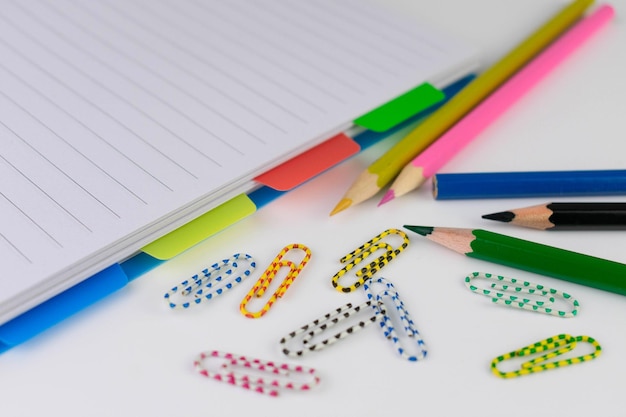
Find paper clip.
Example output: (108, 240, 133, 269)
(464, 272, 580, 317)
(164, 253, 256, 309)
(240, 244, 311, 318)
(363, 277, 427, 361)
(194, 350, 320, 396)
(491, 334, 602, 379)
(279, 300, 382, 357)
(332, 228, 409, 293)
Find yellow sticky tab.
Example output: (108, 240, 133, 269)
(142, 194, 257, 260)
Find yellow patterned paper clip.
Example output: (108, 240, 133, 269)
(240, 244, 311, 318)
(491, 334, 602, 379)
(331, 229, 409, 293)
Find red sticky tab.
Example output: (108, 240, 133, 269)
(255, 133, 360, 191)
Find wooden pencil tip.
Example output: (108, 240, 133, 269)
(482, 211, 515, 223)
(333, 170, 383, 211)
(330, 198, 353, 216)
(403, 225, 434, 236)
(378, 190, 395, 206)
(387, 165, 426, 201)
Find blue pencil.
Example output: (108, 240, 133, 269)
(433, 169, 626, 199)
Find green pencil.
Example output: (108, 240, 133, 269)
(404, 225, 626, 296)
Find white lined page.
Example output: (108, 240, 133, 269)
(0, 0, 477, 323)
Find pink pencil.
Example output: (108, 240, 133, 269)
(379, 4, 614, 206)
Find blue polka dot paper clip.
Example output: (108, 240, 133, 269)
(164, 253, 256, 309)
(363, 277, 428, 362)
(464, 272, 580, 318)
(279, 300, 383, 357)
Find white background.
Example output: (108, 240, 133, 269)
(1, 0, 626, 416)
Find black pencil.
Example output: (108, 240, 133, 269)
(482, 202, 626, 230)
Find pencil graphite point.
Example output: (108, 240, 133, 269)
(380, 165, 427, 206)
(403, 225, 434, 236)
(378, 190, 396, 206)
(337, 0, 600, 213)
(382, 0, 601, 205)
(330, 169, 380, 215)
(330, 198, 353, 216)
(482, 211, 515, 223)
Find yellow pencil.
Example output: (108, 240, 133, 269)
(330, 0, 594, 216)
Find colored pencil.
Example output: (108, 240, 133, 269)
(483, 202, 626, 230)
(433, 169, 626, 200)
(404, 225, 626, 296)
(379, 5, 614, 206)
(329, 0, 594, 216)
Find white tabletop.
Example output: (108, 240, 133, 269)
(2, 1, 626, 416)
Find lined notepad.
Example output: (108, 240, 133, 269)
(0, 0, 477, 323)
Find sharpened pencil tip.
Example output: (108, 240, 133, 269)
(403, 225, 434, 236)
(378, 190, 395, 206)
(330, 198, 353, 216)
(482, 211, 515, 223)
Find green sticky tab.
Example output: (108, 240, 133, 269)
(353, 82, 445, 132)
(142, 194, 257, 260)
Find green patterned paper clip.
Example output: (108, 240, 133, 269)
(491, 334, 602, 379)
(464, 272, 580, 317)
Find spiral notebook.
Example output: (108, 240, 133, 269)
(0, 0, 478, 329)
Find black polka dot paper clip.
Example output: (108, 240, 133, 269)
(279, 300, 384, 357)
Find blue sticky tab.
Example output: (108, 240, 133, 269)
(248, 186, 286, 208)
(0, 264, 128, 352)
(120, 252, 165, 281)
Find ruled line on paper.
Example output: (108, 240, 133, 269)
(0, 192, 63, 248)
(85, 0, 294, 137)
(143, 0, 341, 110)
(110, 0, 316, 124)
(101, 2, 306, 132)
(0, 232, 32, 264)
(0, 89, 149, 205)
(257, 1, 401, 77)
(0, 119, 120, 219)
(37, 0, 268, 150)
(330, 2, 429, 54)
(188, 0, 367, 96)
(331, 0, 453, 58)
(64, 0, 279, 145)
(217, 1, 370, 94)
(0, 66, 176, 205)
(0, 0, 477, 322)
(228, 1, 386, 85)
(0, 11, 221, 174)
(0, 40, 196, 187)
(0, 55, 176, 194)
(0, 153, 93, 233)
(285, 1, 419, 69)
(4, 3, 229, 167)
